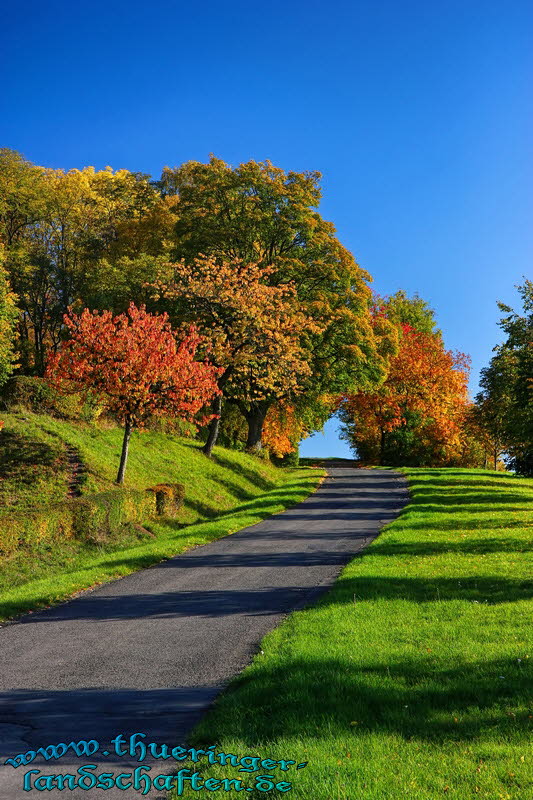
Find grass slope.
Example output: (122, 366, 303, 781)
(0, 415, 72, 514)
(180, 468, 533, 800)
(0, 412, 323, 621)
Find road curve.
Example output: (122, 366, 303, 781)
(0, 466, 408, 798)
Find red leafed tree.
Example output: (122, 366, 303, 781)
(46, 303, 221, 484)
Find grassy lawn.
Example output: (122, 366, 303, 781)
(0, 412, 323, 621)
(178, 467, 533, 800)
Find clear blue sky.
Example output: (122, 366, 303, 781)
(2, 0, 532, 457)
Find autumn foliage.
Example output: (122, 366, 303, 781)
(46, 303, 220, 483)
(262, 404, 308, 458)
(341, 324, 471, 466)
(155, 256, 321, 453)
(156, 257, 316, 400)
(1, 149, 493, 470)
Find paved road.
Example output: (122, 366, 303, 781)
(0, 467, 408, 798)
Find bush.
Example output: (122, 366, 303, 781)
(1, 376, 58, 412)
(0, 482, 185, 556)
(0, 376, 104, 422)
(146, 483, 185, 516)
(271, 447, 300, 467)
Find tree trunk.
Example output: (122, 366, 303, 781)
(116, 421, 132, 485)
(379, 428, 386, 464)
(34, 325, 45, 377)
(200, 367, 233, 456)
(243, 402, 269, 453)
(493, 447, 497, 471)
(202, 394, 223, 458)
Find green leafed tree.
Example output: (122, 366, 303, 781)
(0, 149, 173, 375)
(159, 156, 396, 450)
(377, 289, 439, 335)
(0, 245, 19, 388)
(476, 280, 533, 475)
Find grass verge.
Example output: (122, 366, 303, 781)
(178, 467, 533, 800)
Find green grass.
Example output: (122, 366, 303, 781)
(0, 412, 323, 621)
(177, 467, 533, 800)
(0, 417, 72, 513)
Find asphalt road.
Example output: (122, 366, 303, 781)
(0, 466, 408, 799)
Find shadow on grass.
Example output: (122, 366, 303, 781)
(413, 504, 531, 515)
(192, 655, 532, 748)
(183, 498, 220, 519)
(400, 516, 530, 533)
(410, 486, 531, 499)
(410, 492, 531, 507)
(178, 484, 323, 526)
(10, 570, 532, 624)
(369, 536, 533, 557)
(211, 475, 258, 502)
(410, 478, 525, 491)
(327, 574, 533, 604)
(211, 452, 276, 491)
(0, 432, 61, 482)
(143, 478, 327, 539)
(408, 469, 513, 478)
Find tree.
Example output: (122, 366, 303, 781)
(1, 151, 169, 375)
(0, 245, 19, 387)
(340, 312, 470, 466)
(159, 157, 396, 448)
(154, 257, 320, 455)
(46, 303, 220, 483)
(262, 402, 309, 458)
(462, 402, 505, 469)
(0, 148, 47, 248)
(475, 281, 533, 475)
(377, 289, 439, 335)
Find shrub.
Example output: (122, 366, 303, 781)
(0, 482, 185, 556)
(0, 376, 104, 421)
(271, 447, 300, 467)
(146, 483, 185, 516)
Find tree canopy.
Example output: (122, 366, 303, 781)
(156, 156, 396, 450)
(1, 148, 509, 471)
(340, 293, 471, 466)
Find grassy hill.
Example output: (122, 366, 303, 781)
(0, 411, 323, 621)
(182, 467, 533, 800)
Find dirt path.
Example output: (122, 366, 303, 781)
(65, 445, 84, 498)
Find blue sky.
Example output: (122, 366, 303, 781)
(2, 0, 532, 457)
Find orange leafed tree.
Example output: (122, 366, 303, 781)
(262, 403, 308, 458)
(341, 324, 470, 465)
(46, 303, 221, 483)
(262, 394, 340, 458)
(154, 256, 320, 455)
